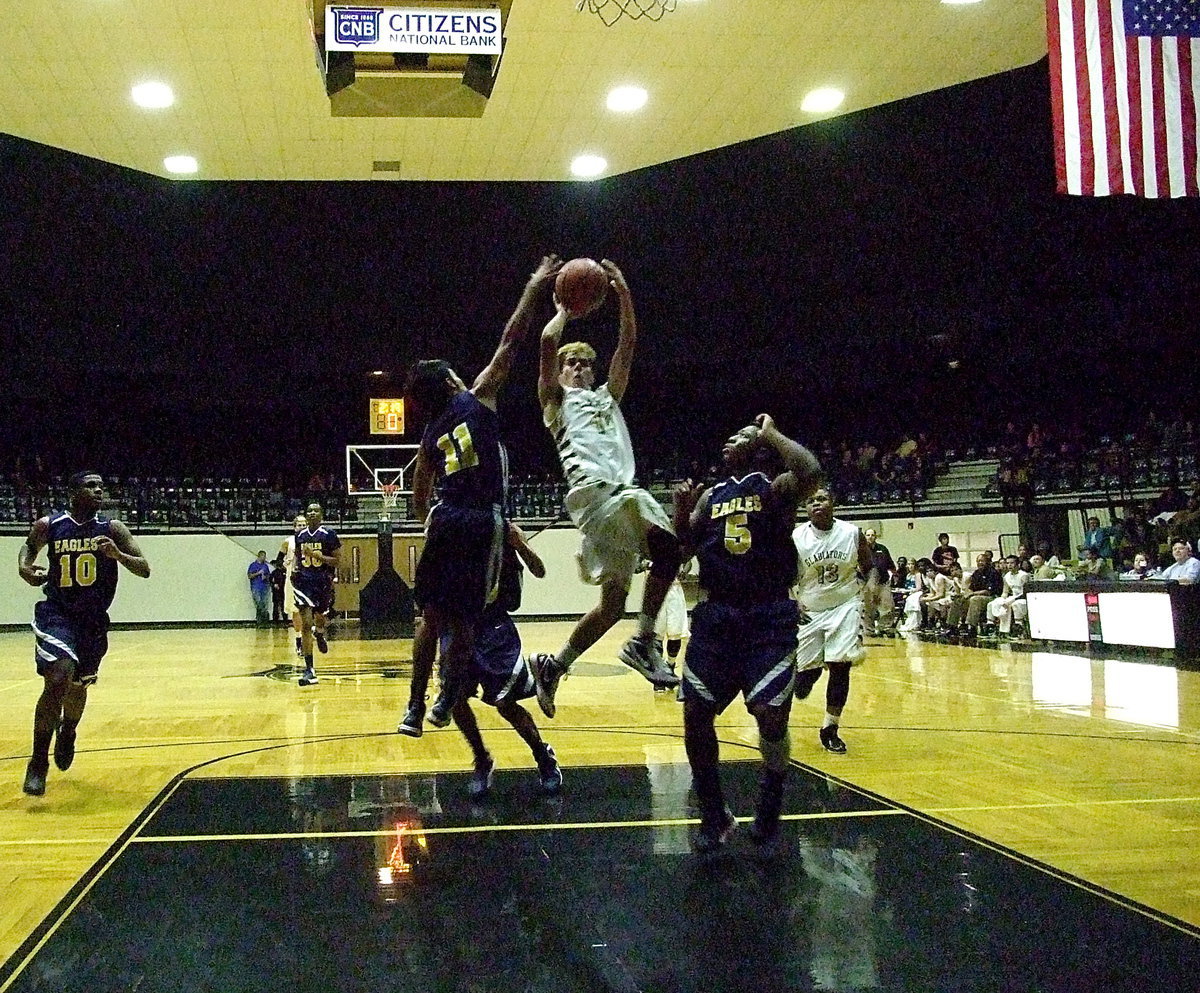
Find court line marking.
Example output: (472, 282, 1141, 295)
(130, 809, 907, 844)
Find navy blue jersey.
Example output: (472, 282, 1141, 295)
(420, 391, 506, 510)
(44, 512, 119, 614)
(294, 526, 340, 581)
(695, 473, 796, 604)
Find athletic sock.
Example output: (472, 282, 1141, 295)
(822, 712, 839, 728)
(556, 644, 581, 672)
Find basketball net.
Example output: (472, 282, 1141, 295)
(576, 0, 677, 27)
(380, 483, 401, 522)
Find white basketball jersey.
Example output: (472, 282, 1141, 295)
(545, 383, 636, 490)
(793, 518, 862, 612)
(282, 535, 297, 572)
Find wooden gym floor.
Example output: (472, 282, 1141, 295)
(2, 621, 1200, 990)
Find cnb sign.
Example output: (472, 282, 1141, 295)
(326, 6, 502, 55)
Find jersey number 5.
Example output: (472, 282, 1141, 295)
(437, 423, 480, 476)
(58, 553, 97, 588)
(724, 513, 752, 555)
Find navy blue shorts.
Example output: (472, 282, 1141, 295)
(33, 599, 110, 685)
(440, 610, 534, 707)
(682, 599, 799, 714)
(292, 573, 334, 614)
(416, 504, 504, 620)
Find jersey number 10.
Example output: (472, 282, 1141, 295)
(58, 553, 97, 588)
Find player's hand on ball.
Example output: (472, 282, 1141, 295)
(532, 254, 562, 286)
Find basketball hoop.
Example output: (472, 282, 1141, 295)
(576, 0, 677, 27)
(381, 483, 401, 513)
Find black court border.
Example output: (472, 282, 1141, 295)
(4, 726, 1200, 989)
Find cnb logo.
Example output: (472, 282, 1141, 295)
(332, 7, 381, 47)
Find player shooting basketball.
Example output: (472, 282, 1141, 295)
(397, 254, 561, 736)
(530, 258, 681, 719)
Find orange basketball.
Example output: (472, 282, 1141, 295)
(555, 258, 609, 318)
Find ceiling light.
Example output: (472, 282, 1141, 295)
(131, 82, 174, 109)
(800, 87, 845, 114)
(163, 155, 198, 175)
(606, 86, 648, 113)
(571, 154, 607, 178)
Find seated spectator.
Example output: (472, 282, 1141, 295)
(1155, 539, 1200, 584)
(1035, 540, 1063, 568)
(959, 553, 1003, 636)
(987, 554, 1031, 637)
(919, 560, 952, 631)
(1120, 552, 1155, 581)
(1029, 553, 1068, 581)
(899, 559, 931, 633)
(1076, 547, 1115, 582)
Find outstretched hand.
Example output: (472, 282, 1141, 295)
(599, 258, 629, 296)
(531, 254, 563, 288)
(672, 479, 705, 517)
(754, 413, 778, 441)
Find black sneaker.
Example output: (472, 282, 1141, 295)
(54, 723, 77, 771)
(619, 634, 679, 687)
(313, 630, 328, 654)
(427, 687, 454, 728)
(469, 752, 495, 799)
(530, 653, 563, 719)
(298, 668, 319, 687)
(653, 661, 678, 692)
(396, 702, 425, 737)
(537, 744, 563, 795)
(819, 724, 847, 754)
(23, 760, 48, 797)
(693, 806, 737, 856)
(749, 773, 784, 854)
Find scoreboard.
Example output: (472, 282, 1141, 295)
(369, 398, 405, 435)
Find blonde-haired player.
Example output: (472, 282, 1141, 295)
(530, 259, 681, 717)
(792, 487, 873, 753)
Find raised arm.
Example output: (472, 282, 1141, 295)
(538, 303, 570, 413)
(672, 480, 710, 560)
(98, 520, 150, 578)
(602, 260, 636, 403)
(472, 254, 561, 409)
(18, 517, 50, 586)
(757, 414, 823, 512)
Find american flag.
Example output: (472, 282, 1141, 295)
(1047, 0, 1199, 197)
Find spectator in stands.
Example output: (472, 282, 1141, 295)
(1076, 547, 1115, 582)
(960, 553, 1003, 637)
(1119, 505, 1157, 563)
(1156, 539, 1200, 584)
(1034, 539, 1062, 568)
(918, 560, 951, 632)
(1120, 553, 1155, 581)
(987, 555, 1030, 638)
(930, 533, 958, 574)
(862, 528, 896, 637)
(247, 550, 272, 626)
(898, 559, 930, 633)
(1026, 423, 1046, 453)
(1029, 553, 1068, 581)
(1079, 516, 1118, 564)
(1153, 483, 1187, 519)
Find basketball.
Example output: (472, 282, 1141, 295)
(555, 258, 609, 318)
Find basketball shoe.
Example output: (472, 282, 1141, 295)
(469, 752, 495, 799)
(313, 629, 328, 654)
(694, 805, 737, 856)
(298, 667, 319, 687)
(536, 743, 563, 795)
(53, 721, 77, 771)
(819, 724, 847, 754)
(23, 759, 48, 797)
(396, 702, 425, 737)
(619, 634, 679, 687)
(530, 653, 564, 718)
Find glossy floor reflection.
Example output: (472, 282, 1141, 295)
(6, 763, 1200, 993)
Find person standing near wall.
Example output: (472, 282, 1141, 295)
(248, 550, 272, 626)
